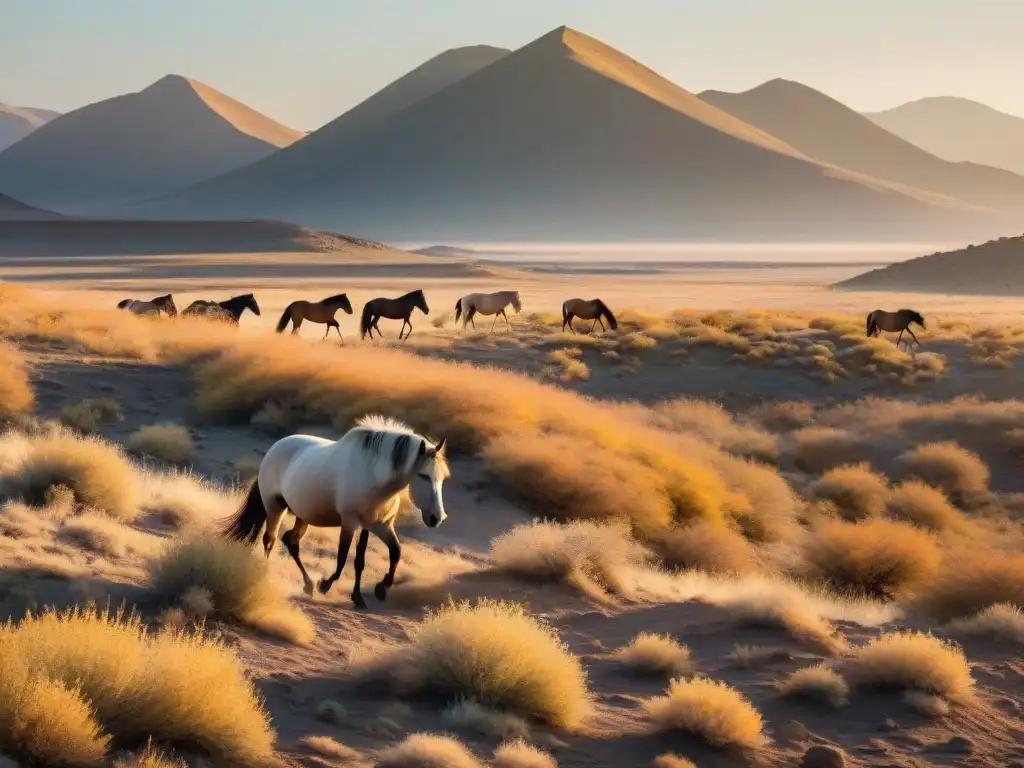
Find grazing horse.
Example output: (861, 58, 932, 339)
(182, 293, 261, 324)
(866, 308, 925, 350)
(454, 290, 523, 332)
(360, 289, 429, 341)
(117, 294, 177, 317)
(561, 298, 618, 334)
(275, 293, 354, 341)
(219, 415, 450, 609)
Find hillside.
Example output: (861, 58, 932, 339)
(0, 102, 59, 151)
(700, 79, 1024, 211)
(143, 27, 1002, 243)
(0, 75, 303, 212)
(866, 96, 1024, 177)
(0, 192, 64, 221)
(835, 233, 1024, 294)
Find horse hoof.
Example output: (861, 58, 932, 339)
(303, 581, 315, 598)
(317, 578, 332, 595)
(374, 583, 388, 601)
(352, 594, 368, 610)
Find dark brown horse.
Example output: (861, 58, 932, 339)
(562, 298, 618, 334)
(866, 309, 925, 350)
(182, 293, 261, 324)
(360, 289, 429, 341)
(276, 293, 354, 341)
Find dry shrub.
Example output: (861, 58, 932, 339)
(711, 456, 797, 542)
(885, 480, 964, 531)
(790, 427, 868, 473)
(897, 442, 989, 500)
(56, 513, 158, 559)
(948, 603, 1024, 644)
(489, 520, 647, 599)
(777, 664, 849, 708)
(113, 742, 187, 767)
(658, 520, 758, 575)
(644, 676, 765, 749)
(0, 606, 273, 766)
(375, 733, 482, 768)
(752, 401, 814, 432)
(843, 631, 973, 703)
(0, 341, 33, 421)
(141, 471, 237, 530)
(493, 739, 557, 768)
(3, 430, 140, 520)
(127, 424, 194, 465)
(653, 755, 696, 768)
(809, 464, 888, 521)
(59, 398, 123, 434)
(725, 593, 845, 654)
(547, 348, 590, 382)
(300, 735, 361, 761)
(917, 553, 1024, 621)
(147, 537, 314, 645)
(648, 399, 777, 462)
(442, 700, 529, 740)
(904, 690, 951, 718)
(801, 519, 940, 599)
(612, 633, 693, 678)
(359, 599, 590, 728)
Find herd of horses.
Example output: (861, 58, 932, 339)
(115, 289, 631, 340)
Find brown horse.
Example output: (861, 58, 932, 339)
(276, 293, 354, 341)
(562, 298, 618, 334)
(866, 308, 925, 350)
(117, 294, 177, 317)
(183, 293, 261, 324)
(360, 289, 429, 340)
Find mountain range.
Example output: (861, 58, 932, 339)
(0, 103, 60, 152)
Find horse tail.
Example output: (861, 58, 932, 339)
(275, 302, 296, 333)
(220, 480, 266, 546)
(561, 302, 569, 328)
(117, 299, 130, 309)
(866, 312, 876, 337)
(599, 301, 618, 330)
(359, 301, 375, 339)
(454, 298, 463, 324)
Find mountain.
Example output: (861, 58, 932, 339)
(0, 103, 60, 152)
(699, 79, 1024, 211)
(835, 233, 1024, 295)
(144, 27, 1004, 242)
(0, 192, 64, 221)
(0, 75, 303, 212)
(865, 97, 1024, 177)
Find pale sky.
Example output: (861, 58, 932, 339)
(2, 0, 1022, 130)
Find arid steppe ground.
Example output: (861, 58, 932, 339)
(3, 244, 1024, 768)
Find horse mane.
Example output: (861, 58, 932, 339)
(595, 299, 618, 330)
(322, 293, 349, 304)
(902, 309, 925, 326)
(400, 289, 425, 300)
(354, 414, 447, 477)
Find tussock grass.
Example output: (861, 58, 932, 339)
(897, 442, 990, 500)
(725, 593, 846, 654)
(644, 676, 766, 749)
(547, 348, 590, 381)
(127, 424, 194, 465)
(57, 512, 159, 559)
(59, 397, 123, 434)
(647, 399, 777, 463)
(357, 599, 590, 728)
(801, 519, 940, 599)
(113, 743, 187, 767)
(653, 755, 697, 768)
(147, 537, 314, 645)
(917, 553, 1024, 621)
(658, 520, 758, 575)
(809, 464, 888, 521)
(489, 520, 647, 599)
(442, 700, 530, 739)
(885, 480, 964, 531)
(843, 631, 974, 703)
(2, 429, 140, 520)
(904, 690, 951, 718)
(612, 633, 693, 678)
(948, 603, 1024, 644)
(790, 427, 869, 474)
(0, 606, 274, 766)
(375, 733, 481, 768)
(0, 341, 33, 422)
(493, 739, 557, 768)
(140, 470, 237, 530)
(300, 735, 361, 761)
(777, 664, 849, 708)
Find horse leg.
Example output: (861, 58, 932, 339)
(590, 318, 598, 333)
(489, 313, 500, 334)
(317, 527, 354, 595)
(370, 522, 401, 602)
(350, 529, 370, 609)
(281, 520, 314, 596)
(333, 323, 344, 344)
(896, 328, 905, 348)
(291, 316, 304, 335)
(401, 319, 413, 340)
(321, 324, 331, 340)
(371, 317, 383, 339)
(501, 309, 511, 331)
(262, 503, 287, 559)
(906, 327, 922, 350)
(597, 316, 607, 332)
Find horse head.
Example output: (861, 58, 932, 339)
(243, 294, 261, 317)
(414, 290, 430, 315)
(156, 294, 178, 317)
(511, 291, 523, 313)
(409, 436, 448, 528)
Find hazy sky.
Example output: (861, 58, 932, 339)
(2, 0, 1021, 130)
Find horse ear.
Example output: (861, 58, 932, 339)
(435, 437, 446, 456)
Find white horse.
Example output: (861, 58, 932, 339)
(220, 414, 449, 609)
(454, 290, 522, 332)
(117, 294, 177, 317)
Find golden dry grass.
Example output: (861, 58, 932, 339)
(948, 603, 1024, 644)
(492, 739, 557, 768)
(885, 480, 964, 531)
(903, 690, 951, 718)
(113, 743, 187, 768)
(843, 631, 974, 703)
(59, 397, 123, 434)
(653, 755, 697, 768)
(644, 676, 766, 749)
(809, 463, 889, 521)
(489, 520, 647, 599)
(375, 733, 482, 768)
(441, 700, 530, 740)
(56, 512, 159, 559)
(801, 519, 941, 599)
(776, 664, 849, 708)
(127, 424, 194, 465)
(724, 593, 846, 654)
(896, 442, 990, 500)
(789, 427, 869, 474)
(147, 536, 314, 645)
(300, 735, 361, 761)
(657, 520, 759, 575)
(0, 606, 274, 767)
(612, 633, 693, 678)
(0, 340, 33, 422)
(547, 348, 590, 381)
(1, 429, 141, 520)
(917, 552, 1024, 621)
(357, 599, 591, 728)
(140, 470, 238, 530)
